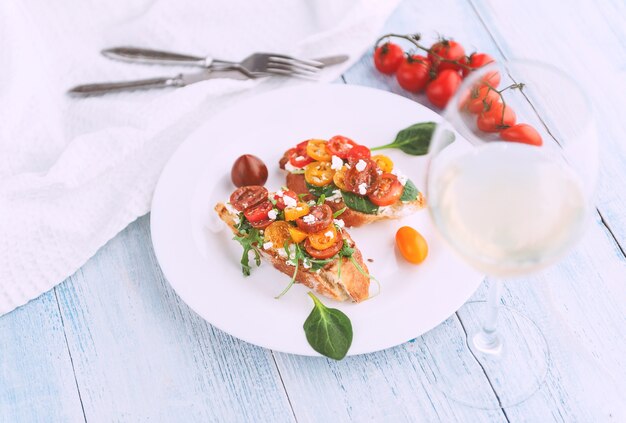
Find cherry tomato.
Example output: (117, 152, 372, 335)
(426, 69, 462, 109)
(344, 159, 379, 195)
(273, 189, 298, 210)
(249, 219, 273, 229)
(304, 235, 343, 259)
(371, 155, 393, 173)
(396, 55, 431, 93)
(229, 186, 268, 212)
(230, 154, 268, 187)
(308, 225, 338, 250)
(264, 221, 292, 249)
(373, 42, 404, 75)
(346, 145, 371, 160)
(296, 204, 333, 234)
(395, 226, 428, 264)
(333, 166, 348, 191)
(288, 140, 313, 168)
(304, 161, 335, 187)
(368, 173, 403, 206)
(463, 85, 500, 114)
(244, 200, 273, 222)
(284, 202, 310, 221)
(500, 124, 543, 146)
(288, 226, 308, 244)
(327, 135, 357, 159)
(477, 102, 516, 132)
(462, 53, 501, 86)
(428, 40, 466, 71)
(306, 139, 331, 162)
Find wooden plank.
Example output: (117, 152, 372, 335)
(54, 216, 295, 422)
(0, 291, 85, 422)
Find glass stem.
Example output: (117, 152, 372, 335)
(472, 278, 504, 354)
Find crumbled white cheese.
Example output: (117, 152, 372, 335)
(263, 242, 273, 250)
(326, 189, 342, 201)
(296, 155, 306, 161)
(268, 209, 278, 220)
(307, 200, 316, 207)
(284, 162, 298, 172)
(358, 182, 368, 195)
(391, 169, 408, 186)
(285, 259, 296, 267)
(233, 216, 241, 224)
(378, 206, 392, 215)
(302, 214, 316, 224)
(330, 155, 344, 170)
(275, 190, 284, 198)
(355, 159, 367, 172)
(324, 230, 334, 238)
(288, 244, 297, 260)
(225, 202, 237, 215)
(283, 195, 297, 208)
(277, 248, 288, 258)
(302, 259, 312, 269)
(345, 143, 353, 149)
(333, 219, 345, 228)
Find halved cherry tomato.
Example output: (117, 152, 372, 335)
(306, 139, 331, 162)
(500, 124, 543, 146)
(346, 145, 371, 160)
(396, 226, 428, 264)
(304, 161, 335, 187)
(374, 42, 404, 75)
(396, 55, 431, 93)
(304, 234, 343, 259)
(463, 85, 500, 114)
(477, 102, 516, 132)
(308, 225, 338, 250)
(229, 186, 268, 212)
(428, 40, 466, 71)
(284, 202, 310, 221)
(264, 221, 292, 248)
(273, 189, 298, 210)
(368, 173, 403, 206)
(288, 140, 313, 168)
(426, 69, 462, 109)
(244, 200, 272, 222)
(288, 226, 308, 244)
(249, 219, 273, 229)
(327, 135, 358, 159)
(344, 159, 379, 195)
(296, 204, 333, 234)
(333, 166, 348, 191)
(462, 53, 500, 87)
(371, 155, 394, 173)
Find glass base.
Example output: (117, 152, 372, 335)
(422, 301, 550, 409)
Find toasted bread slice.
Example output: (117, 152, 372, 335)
(215, 203, 370, 302)
(284, 172, 425, 227)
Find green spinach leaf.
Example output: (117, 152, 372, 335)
(303, 292, 353, 360)
(306, 182, 337, 198)
(371, 121, 454, 156)
(400, 179, 419, 202)
(341, 191, 379, 215)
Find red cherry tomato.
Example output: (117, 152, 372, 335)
(243, 200, 273, 222)
(373, 42, 404, 74)
(477, 102, 517, 132)
(346, 145, 371, 160)
(463, 85, 500, 114)
(500, 124, 543, 146)
(462, 53, 501, 86)
(229, 186, 268, 212)
(426, 69, 462, 109)
(304, 234, 344, 259)
(327, 135, 358, 159)
(273, 189, 298, 210)
(368, 173, 403, 206)
(428, 40, 466, 71)
(396, 55, 431, 93)
(288, 140, 313, 168)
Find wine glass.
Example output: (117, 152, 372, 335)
(422, 60, 598, 408)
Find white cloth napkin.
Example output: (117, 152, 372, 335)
(0, 0, 400, 315)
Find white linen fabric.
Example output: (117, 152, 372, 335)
(0, 0, 400, 314)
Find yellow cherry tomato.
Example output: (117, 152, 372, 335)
(284, 202, 310, 221)
(372, 154, 394, 173)
(306, 139, 331, 162)
(332, 165, 348, 190)
(395, 226, 428, 264)
(304, 161, 335, 187)
(264, 221, 292, 249)
(288, 226, 308, 244)
(308, 225, 337, 250)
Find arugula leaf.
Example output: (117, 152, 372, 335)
(333, 207, 347, 218)
(317, 194, 326, 205)
(303, 292, 353, 360)
(400, 179, 419, 202)
(233, 226, 263, 276)
(341, 191, 379, 215)
(370, 121, 454, 156)
(275, 243, 304, 299)
(306, 182, 337, 198)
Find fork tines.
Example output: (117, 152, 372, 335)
(267, 56, 323, 78)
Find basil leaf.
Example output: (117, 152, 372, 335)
(306, 182, 337, 198)
(371, 122, 454, 156)
(400, 179, 419, 202)
(303, 292, 353, 360)
(341, 191, 379, 215)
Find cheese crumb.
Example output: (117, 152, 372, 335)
(275, 190, 284, 197)
(324, 230, 333, 238)
(391, 169, 408, 186)
(326, 189, 342, 201)
(302, 259, 312, 269)
(225, 202, 237, 215)
(302, 214, 316, 224)
(283, 195, 297, 208)
(268, 209, 278, 220)
(355, 159, 367, 172)
(284, 162, 298, 172)
(331, 155, 344, 171)
(333, 219, 345, 228)
(358, 182, 368, 195)
(277, 248, 288, 258)
(263, 242, 273, 250)
(233, 216, 241, 224)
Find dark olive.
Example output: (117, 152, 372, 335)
(231, 154, 268, 187)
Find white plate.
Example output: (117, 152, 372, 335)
(151, 83, 482, 356)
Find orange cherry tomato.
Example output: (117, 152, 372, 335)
(308, 225, 338, 251)
(288, 226, 309, 244)
(333, 165, 348, 190)
(371, 154, 394, 173)
(306, 139, 331, 162)
(284, 202, 310, 221)
(477, 102, 516, 132)
(304, 161, 335, 187)
(395, 226, 428, 264)
(500, 123, 543, 146)
(264, 221, 292, 249)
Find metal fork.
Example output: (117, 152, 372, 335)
(102, 47, 324, 78)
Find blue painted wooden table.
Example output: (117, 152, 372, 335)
(2, 0, 625, 421)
